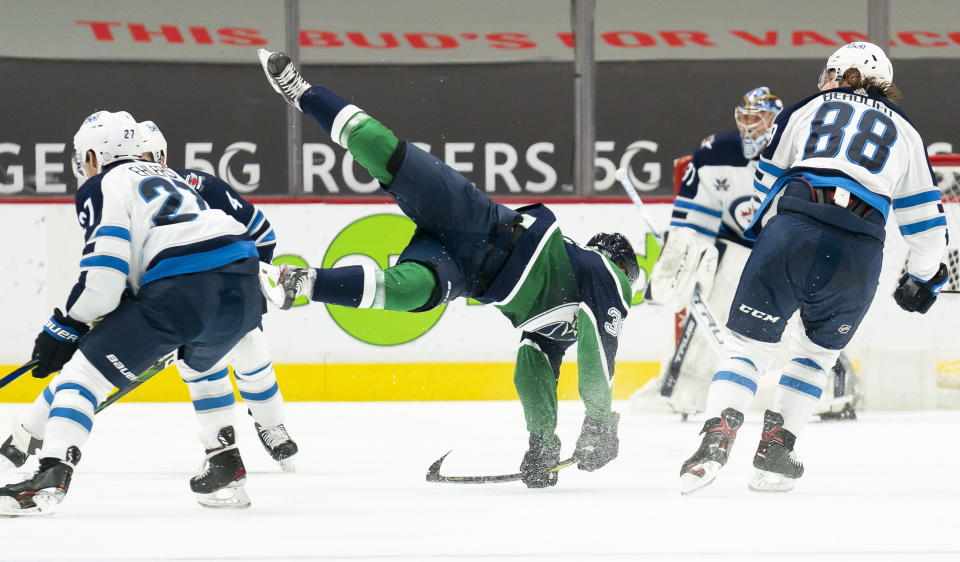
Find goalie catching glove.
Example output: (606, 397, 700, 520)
(31, 308, 89, 378)
(646, 227, 718, 310)
(893, 263, 948, 314)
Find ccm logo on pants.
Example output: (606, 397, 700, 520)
(738, 304, 780, 323)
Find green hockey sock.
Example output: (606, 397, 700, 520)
(514, 342, 559, 437)
(346, 117, 400, 185)
(382, 261, 436, 312)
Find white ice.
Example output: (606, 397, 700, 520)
(1, 401, 959, 562)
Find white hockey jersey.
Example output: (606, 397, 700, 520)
(671, 130, 760, 245)
(752, 87, 947, 280)
(66, 161, 257, 323)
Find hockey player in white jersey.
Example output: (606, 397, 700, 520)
(644, 87, 858, 419)
(0, 111, 265, 515)
(138, 120, 298, 471)
(679, 42, 948, 494)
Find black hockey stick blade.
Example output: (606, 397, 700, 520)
(0, 359, 40, 390)
(426, 450, 578, 484)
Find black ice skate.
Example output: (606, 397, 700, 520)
(520, 434, 561, 488)
(255, 422, 298, 473)
(0, 423, 42, 470)
(750, 410, 804, 493)
(0, 446, 80, 516)
(574, 412, 620, 471)
(275, 264, 314, 310)
(190, 426, 250, 509)
(679, 407, 744, 495)
(257, 49, 312, 110)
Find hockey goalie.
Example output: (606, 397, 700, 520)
(636, 86, 858, 420)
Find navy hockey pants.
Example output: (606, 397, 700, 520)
(79, 258, 265, 389)
(386, 142, 519, 304)
(726, 209, 883, 350)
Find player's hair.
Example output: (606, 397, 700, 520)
(841, 68, 902, 103)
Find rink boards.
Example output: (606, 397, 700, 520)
(0, 202, 952, 402)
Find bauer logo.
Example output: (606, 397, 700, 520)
(321, 214, 446, 346)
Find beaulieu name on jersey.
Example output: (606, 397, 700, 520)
(821, 91, 894, 117)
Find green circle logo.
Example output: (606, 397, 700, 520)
(322, 213, 446, 346)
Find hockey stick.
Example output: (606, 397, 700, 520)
(95, 350, 176, 413)
(0, 359, 40, 390)
(614, 168, 725, 354)
(425, 450, 578, 484)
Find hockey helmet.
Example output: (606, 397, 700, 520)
(734, 86, 783, 159)
(138, 120, 167, 164)
(587, 232, 640, 286)
(817, 41, 893, 90)
(72, 110, 142, 178)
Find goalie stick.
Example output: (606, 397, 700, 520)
(425, 450, 578, 484)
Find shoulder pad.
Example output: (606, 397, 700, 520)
(693, 130, 748, 167)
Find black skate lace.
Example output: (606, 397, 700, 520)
(260, 424, 290, 449)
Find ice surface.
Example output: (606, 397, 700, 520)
(0, 401, 958, 561)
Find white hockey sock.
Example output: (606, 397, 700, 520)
(180, 363, 236, 449)
(39, 355, 112, 460)
(20, 383, 56, 439)
(704, 355, 759, 419)
(773, 357, 829, 435)
(235, 362, 285, 428)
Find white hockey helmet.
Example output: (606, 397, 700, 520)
(72, 110, 142, 178)
(138, 120, 167, 164)
(817, 41, 893, 90)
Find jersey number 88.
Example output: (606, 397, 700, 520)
(802, 101, 897, 174)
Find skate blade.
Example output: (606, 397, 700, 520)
(0, 490, 62, 517)
(279, 457, 296, 473)
(256, 49, 283, 95)
(749, 469, 797, 493)
(195, 480, 251, 509)
(680, 461, 720, 495)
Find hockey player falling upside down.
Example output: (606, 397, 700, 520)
(257, 49, 638, 488)
(679, 42, 949, 495)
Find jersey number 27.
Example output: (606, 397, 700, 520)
(139, 177, 209, 226)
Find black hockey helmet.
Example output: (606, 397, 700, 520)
(587, 232, 639, 285)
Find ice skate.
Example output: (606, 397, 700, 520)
(749, 410, 803, 493)
(0, 422, 42, 470)
(679, 408, 743, 495)
(190, 427, 250, 509)
(0, 446, 79, 516)
(520, 434, 561, 488)
(275, 264, 315, 310)
(255, 422, 298, 473)
(257, 49, 312, 110)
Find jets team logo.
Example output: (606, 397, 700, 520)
(185, 172, 204, 191)
(700, 134, 715, 150)
(729, 195, 759, 232)
(714, 178, 730, 191)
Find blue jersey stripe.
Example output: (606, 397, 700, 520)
(49, 407, 93, 432)
(758, 160, 786, 177)
(753, 180, 771, 194)
(791, 357, 823, 371)
(57, 383, 99, 408)
(238, 363, 272, 378)
(185, 368, 229, 384)
(899, 216, 948, 236)
(731, 356, 756, 369)
(192, 393, 235, 412)
(79, 255, 129, 275)
(247, 211, 265, 233)
(893, 190, 942, 209)
(95, 225, 132, 241)
(674, 199, 723, 218)
(239, 382, 279, 402)
(669, 221, 717, 237)
(42, 385, 54, 405)
(712, 370, 758, 393)
(778, 375, 823, 399)
(141, 240, 257, 286)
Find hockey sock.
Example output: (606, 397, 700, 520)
(772, 357, 830, 435)
(704, 356, 760, 419)
(180, 363, 237, 449)
(39, 361, 111, 460)
(514, 338, 559, 437)
(311, 261, 435, 311)
(298, 86, 400, 184)
(575, 309, 615, 422)
(235, 362, 285, 428)
(21, 383, 56, 439)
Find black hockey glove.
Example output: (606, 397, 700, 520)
(519, 434, 561, 488)
(31, 309, 89, 378)
(573, 412, 620, 471)
(893, 263, 948, 314)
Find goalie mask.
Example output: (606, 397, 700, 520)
(734, 86, 783, 160)
(587, 232, 640, 286)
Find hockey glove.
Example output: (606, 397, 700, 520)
(893, 263, 948, 314)
(574, 412, 620, 471)
(519, 434, 561, 488)
(31, 309, 89, 378)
